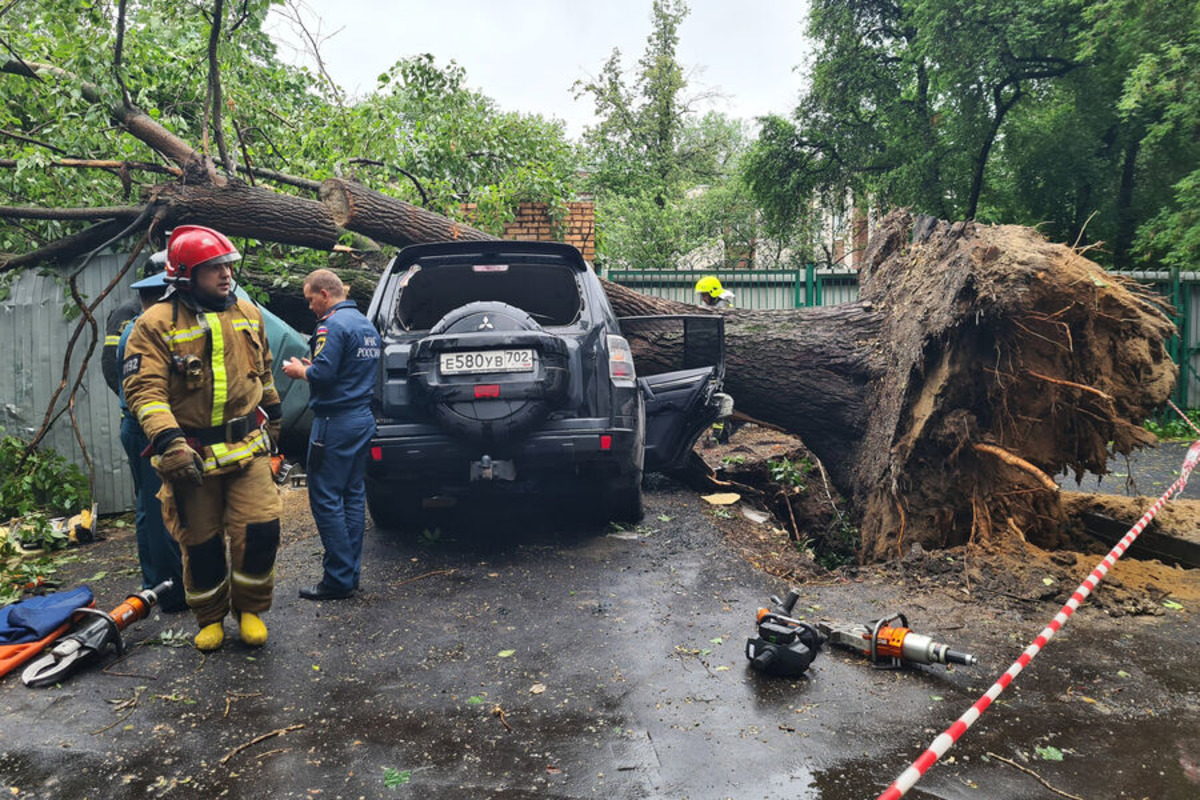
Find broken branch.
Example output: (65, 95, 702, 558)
(0, 204, 145, 221)
(0, 157, 181, 175)
(985, 752, 1085, 800)
(220, 723, 305, 764)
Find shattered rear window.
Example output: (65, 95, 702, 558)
(394, 262, 583, 331)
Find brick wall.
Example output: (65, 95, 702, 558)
(852, 206, 869, 268)
(462, 202, 596, 263)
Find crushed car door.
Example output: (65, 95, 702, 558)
(618, 315, 731, 473)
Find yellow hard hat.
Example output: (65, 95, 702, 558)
(695, 275, 723, 298)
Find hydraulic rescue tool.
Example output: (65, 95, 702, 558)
(745, 589, 825, 677)
(746, 590, 979, 677)
(21, 580, 174, 687)
(816, 612, 978, 669)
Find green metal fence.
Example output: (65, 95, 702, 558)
(1121, 270, 1200, 410)
(605, 266, 1200, 408)
(603, 266, 859, 310)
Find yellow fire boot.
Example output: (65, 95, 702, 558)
(239, 612, 268, 646)
(194, 622, 225, 651)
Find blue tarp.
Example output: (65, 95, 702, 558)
(0, 587, 93, 645)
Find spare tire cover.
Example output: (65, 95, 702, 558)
(421, 302, 564, 442)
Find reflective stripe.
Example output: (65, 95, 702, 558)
(159, 327, 206, 344)
(184, 579, 228, 604)
(201, 430, 269, 471)
(105, 334, 121, 346)
(232, 319, 261, 332)
(232, 568, 275, 588)
(137, 402, 172, 422)
(206, 312, 227, 427)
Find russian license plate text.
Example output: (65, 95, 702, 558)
(440, 349, 535, 375)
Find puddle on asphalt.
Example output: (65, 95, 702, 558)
(810, 711, 1200, 799)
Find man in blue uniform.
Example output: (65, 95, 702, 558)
(283, 270, 379, 601)
(115, 270, 186, 612)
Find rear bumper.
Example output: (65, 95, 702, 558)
(367, 417, 640, 485)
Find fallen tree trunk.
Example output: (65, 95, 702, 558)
(152, 182, 343, 250)
(604, 211, 1176, 560)
(320, 178, 498, 248)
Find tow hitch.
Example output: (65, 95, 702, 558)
(470, 455, 515, 482)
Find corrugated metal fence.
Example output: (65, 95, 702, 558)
(606, 267, 1200, 408)
(0, 253, 148, 515)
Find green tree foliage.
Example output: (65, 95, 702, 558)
(745, 0, 1198, 269)
(574, 1, 770, 269)
(361, 55, 577, 228)
(0, 1, 578, 260)
(575, 0, 691, 208)
(746, 0, 1081, 220)
(0, 435, 90, 520)
(1093, 0, 1200, 269)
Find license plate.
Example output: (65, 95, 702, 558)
(440, 349, 534, 375)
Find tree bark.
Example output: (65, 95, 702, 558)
(0, 205, 144, 221)
(1114, 136, 1140, 269)
(0, 219, 127, 271)
(320, 177, 497, 247)
(602, 281, 881, 491)
(151, 180, 342, 249)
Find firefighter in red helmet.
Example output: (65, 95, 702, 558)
(122, 225, 284, 651)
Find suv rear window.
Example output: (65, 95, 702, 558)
(395, 262, 583, 331)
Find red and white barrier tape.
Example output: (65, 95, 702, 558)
(1167, 399, 1200, 437)
(877, 437, 1200, 800)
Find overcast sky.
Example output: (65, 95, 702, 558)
(265, 0, 811, 138)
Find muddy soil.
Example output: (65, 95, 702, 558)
(698, 426, 1200, 618)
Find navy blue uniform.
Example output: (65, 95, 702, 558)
(306, 300, 379, 592)
(117, 317, 186, 612)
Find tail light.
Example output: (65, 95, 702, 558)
(607, 335, 636, 386)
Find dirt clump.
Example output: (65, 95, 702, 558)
(695, 426, 1199, 616)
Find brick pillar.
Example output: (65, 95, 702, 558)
(852, 206, 869, 270)
(460, 202, 596, 263)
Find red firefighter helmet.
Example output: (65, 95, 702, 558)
(165, 225, 240, 285)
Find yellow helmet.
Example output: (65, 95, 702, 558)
(695, 275, 723, 298)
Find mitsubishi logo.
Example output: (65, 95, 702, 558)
(477, 316, 494, 331)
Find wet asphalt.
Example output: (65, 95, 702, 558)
(2, 474, 1198, 799)
(1062, 439, 1200, 500)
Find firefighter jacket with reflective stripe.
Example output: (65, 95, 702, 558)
(122, 294, 281, 476)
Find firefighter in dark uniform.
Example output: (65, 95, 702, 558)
(283, 269, 378, 601)
(122, 225, 284, 651)
(101, 252, 167, 396)
(113, 269, 186, 612)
